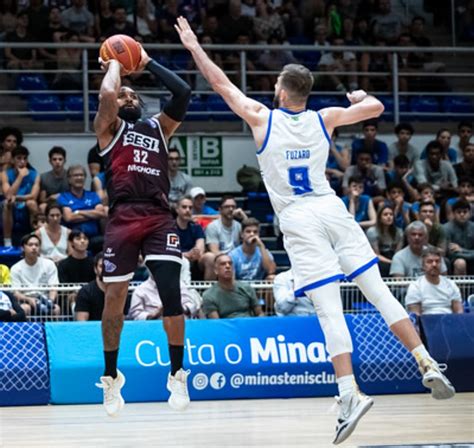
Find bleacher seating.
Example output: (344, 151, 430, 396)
(27, 95, 64, 121)
(63, 95, 98, 121)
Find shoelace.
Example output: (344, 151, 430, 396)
(174, 370, 191, 396)
(95, 379, 119, 404)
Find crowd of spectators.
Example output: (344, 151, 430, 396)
(0, 0, 468, 93)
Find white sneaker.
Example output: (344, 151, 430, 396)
(332, 391, 374, 445)
(95, 369, 126, 417)
(419, 359, 455, 400)
(167, 368, 190, 411)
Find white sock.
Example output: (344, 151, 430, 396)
(337, 374, 357, 398)
(3, 238, 12, 247)
(411, 344, 432, 365)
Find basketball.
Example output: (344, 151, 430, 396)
(99, 34, 142, 74)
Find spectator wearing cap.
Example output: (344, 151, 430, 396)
(405, 246, 463, 315)
(190, 186, 218, 215)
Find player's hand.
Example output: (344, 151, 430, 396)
(134, 45, 151, 73)
(98, 57, 127, 77)
(346, 90, 368, 104)
(175, 16, 200, 51)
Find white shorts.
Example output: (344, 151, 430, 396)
(278, 194, 378, 297)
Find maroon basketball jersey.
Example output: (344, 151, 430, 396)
(98, 117, 170, 208)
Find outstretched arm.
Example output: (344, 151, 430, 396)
(175, 17, 269, 132)
(94, 59, 123, 150)
(319, 91, 385, 136)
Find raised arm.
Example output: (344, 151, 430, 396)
(93, 59, 123, 150)
(175, 16, 269, 140)
(320, 91, 385, 136)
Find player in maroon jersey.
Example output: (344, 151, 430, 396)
(94, 45, 191, 416)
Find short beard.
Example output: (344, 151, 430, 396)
(273, 95, 280, 109)
(118, 105, 142, 123)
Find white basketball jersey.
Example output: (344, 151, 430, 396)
(257, 108, 334, 214)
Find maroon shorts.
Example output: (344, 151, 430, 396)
(102, 203, 181, 282)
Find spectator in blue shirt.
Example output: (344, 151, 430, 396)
(1, 146, 40, 246)
(229, 217, 276, 281)
(385, 154, 419, 203)
(419, 128, 457, 163)
(57, 165, 107, 253)
(351, 119, 389, 166)
(325, 128, 350, 194)
(342, 176, 376, 230)
(190, 186, 218, 215)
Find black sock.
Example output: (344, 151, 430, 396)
(169, 344, 184, 375)
(104, 350, 118, 378)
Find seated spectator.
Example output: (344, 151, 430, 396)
(343, 150, 386, 198)
(367, 205, 403, 277)
(39, 146, 69, 214)
(37, 7, 68, 66)
(370, 0, 405, 44)
(128, 274, 202, 320)
(87, 143, 104, 179)
(58, 229, 95, 284)
(190, 187, 218, 216)
(128, 0, 157, 42)
(418, 201, 446, 254)
(388, 123, 419, 167)
(202, 254, 264, 319)
(168, 147, 192, 209)
(443, 200, 474, 275)
(456, 121, 472, 162)
(5, 11, 39, 70)
(351, 120, 389, 166)
(385, 155, 419, 203)
(175, 195, 215, 280)
(414, 140, 458, 200)
(32, 213, 47, 231)
(273, 269, 315, 316)
(205, 195, 248, 255)
(216, 0, 253, 44)
(57, 165, 107, 253)
(0, 264, 11, 285)
(405, 247, 463, 315)
(35, 202, 70, 263)
(317, 35, 358, 92)
(341, 176, 376, 230)
(60, 0, 95, 42)
(229, 218, 276, 280)
(419, 128, 457, 163)
(75, 252, 129, 320)
(10, 234, 60, 317)
(445, 177, 474, 222)
(325, 128, 350, 193)
(390, 221, 447, 277)
(0, 126, 22, 172)
(103, 5, 137, 38)
(383, 182, 411, 229)
(0, 290, 27, 322)
(92, 171, 108, 205)
(51, 31, 82, 91)
(2, 146, 40, 246)
(454, 142, 474, 180)
(411, 183, 440, 220)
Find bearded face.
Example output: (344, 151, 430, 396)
(118, 104, 142, 122)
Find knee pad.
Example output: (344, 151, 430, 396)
(307, 282, 353, 357)
(146, 260, 183, 317)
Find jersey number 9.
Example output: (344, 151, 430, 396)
(288, 166, 313, 195)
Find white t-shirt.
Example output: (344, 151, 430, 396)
(405, 276, 462, 314)
(10, 257, 59, 296)
(390, 246, 447, 277)
(205, 218, 241, 254)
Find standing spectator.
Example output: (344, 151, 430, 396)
(418, 201, 446, 254)
(341, 176, 376, 230)
(456, 121, 472, 162)
(385, 155, 419, 203)
(190, 187, 218, 215)
(384, 182, 412, 230)
(388, 123, 418, 166)
(205, 195, 248, 255)
(202, 254, 264, 319)
(405, 247, 463, 315)
(2, 146, 40, 246)
(390, 221, 447, 277)
(343, 150, 386, 198)
(454, 142, 474, 180)
(443, 200, 474, 275)
(60, 0, 95, 41)
(0, 126, 22, 172)
(37, 7, 69, 68)
(103, 5, 137, 38)
(0, 290, 27, 322)
(217, 0, 253, 44)
(10, 234, 60, 316)
(128, 0, 157, 42)
(273, 269, 315, 316)
(57, 165, 107, 253)
(414, 140, 458, 199)
(351, 120, 389, 165)
(94, 0, 114, 38)
(168, 147, 192, 208)
(4, 11, 38, 70)
(175, 195, 215, 280)
(128, 275, 201, 320)
(229, 217, 276, 280)
(35, 202, 70, 263)
(253, 0, 286, 43)
(23, 0, 49, 41)
(367, 205, 403, 277)
(370, 0, 405, 44)
(39, 146, 69, 213)
(58, 229, 95, 284)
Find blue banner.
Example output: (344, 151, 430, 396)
(0, 323, 50, 406)
(46, 315, 424, 404)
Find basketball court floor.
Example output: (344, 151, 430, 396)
(1, 393, 472, 447)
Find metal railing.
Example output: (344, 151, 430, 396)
(3, 276, 473, 322)
(0, 42, 473, 132)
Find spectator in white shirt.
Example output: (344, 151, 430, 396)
(273, 269, 315, 316)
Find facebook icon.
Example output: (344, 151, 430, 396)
(210, 372, 226, 390)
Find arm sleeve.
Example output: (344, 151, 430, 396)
(146, 59, 192, 122)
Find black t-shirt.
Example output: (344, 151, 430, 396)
(88, 144, 105, 172)
(58, 256, 95, 284)
(176, 221, 205, 252)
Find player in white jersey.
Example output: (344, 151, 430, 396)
(176, 17, 455, 445)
